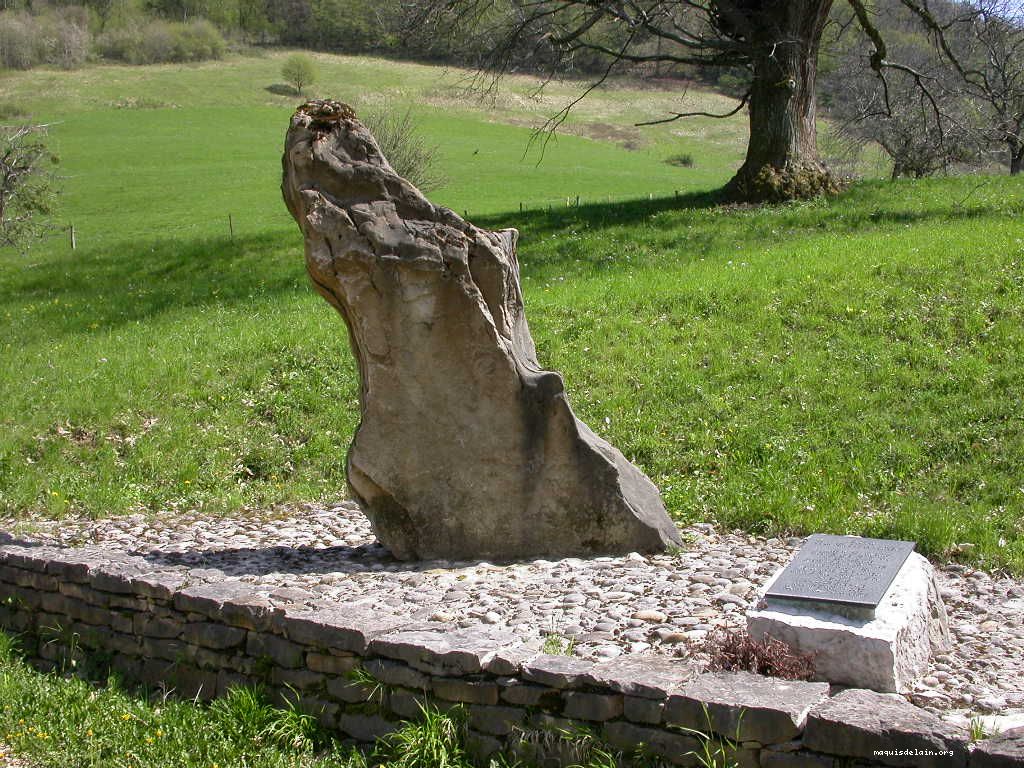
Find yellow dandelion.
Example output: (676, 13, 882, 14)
(121, 713, 132, 720)
(156, 729, 164, 737)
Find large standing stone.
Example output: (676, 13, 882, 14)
(281, 100, 682, 560)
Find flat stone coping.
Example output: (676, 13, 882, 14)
(1, 501, 1022, 720)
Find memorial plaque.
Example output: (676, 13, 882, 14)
(765, 534, 915, 617)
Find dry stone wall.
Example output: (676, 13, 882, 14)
(1, 542, 1015, 767)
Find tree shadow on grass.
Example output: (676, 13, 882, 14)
(6, 230, 309, 340)
(475, 188, 726, 239)
(265, 83, 301, 97)
(472, 182, 1010, 277)
(477, 182, 1003, 239)
(6, 182, 1012, 343)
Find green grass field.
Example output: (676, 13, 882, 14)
(1, 52, 1022, 574)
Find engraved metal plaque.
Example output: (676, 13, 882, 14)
(765, 534, 915, 613)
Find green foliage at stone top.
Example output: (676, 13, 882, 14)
(0, 124, 59, 251)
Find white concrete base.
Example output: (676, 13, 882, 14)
(747, 552, 950, 693)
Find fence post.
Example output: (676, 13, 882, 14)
(70, 224, 76, 250)
(228, 214, 234, 240)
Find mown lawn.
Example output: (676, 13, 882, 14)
(0, 54, 1021, 573)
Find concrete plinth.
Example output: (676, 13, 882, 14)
(747, 553, 950, 693)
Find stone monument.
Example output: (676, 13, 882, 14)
(747, 534, 951, 693)
(281, 100, 682, 561)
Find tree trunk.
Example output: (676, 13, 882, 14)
(1010, 138, 1022, 175)
(725, 0, 839, 202)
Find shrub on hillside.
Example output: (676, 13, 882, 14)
(53, 16, 91, 69)
(363, 105, 446, 192)
(171, 19, 224, 62)
(281, 53, 317, 95)
(0, 13, 38, 70)
(0, 9, 91, 70)
(96, 18, 224, 65)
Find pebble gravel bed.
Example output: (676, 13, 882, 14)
(2, 501, 1022, 723)
(0, 745, 33, 768)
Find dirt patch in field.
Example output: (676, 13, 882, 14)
(578, 121, 646, 150)
(488, 116, 647, 151)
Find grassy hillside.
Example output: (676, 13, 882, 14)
(0, 51, 747, 245)
(0, 53, 1021, 573)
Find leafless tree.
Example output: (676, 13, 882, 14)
(824, 2, 982, 179)
(403, 0, 985, 202)
(851, 80, 977, 179)
(406, 0, 847, 202)
(0, 124, 58, 251)
(956, 0, 1024, 173)
(854, 0, 1023, 174)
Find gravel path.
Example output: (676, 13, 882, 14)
(2, 501, 1022, 724)
(0, 744, 33, 768)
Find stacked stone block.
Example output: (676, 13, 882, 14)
(0, 543, 1006, 767)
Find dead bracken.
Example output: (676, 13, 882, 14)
(703, 628, 816, 681)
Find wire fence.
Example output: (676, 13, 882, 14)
(41, 213, 295, 252)
(37, 187, 692, 252)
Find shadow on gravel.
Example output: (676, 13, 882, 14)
(137, 543, 510, 576)
(0, 532, 40, 548)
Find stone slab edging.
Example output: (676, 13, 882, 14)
(0, 542, 1015, 767)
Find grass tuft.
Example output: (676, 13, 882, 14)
(375, 702, 468, 768)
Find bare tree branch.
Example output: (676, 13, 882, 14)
(636, 90, 751, 125)
(1, 123, 59, 251)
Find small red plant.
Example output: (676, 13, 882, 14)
(703, 629, 816, 681)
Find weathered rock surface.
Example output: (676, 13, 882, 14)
(663, 671, 829, 745)
(281, 100, 681, 560)
(972, 727, 1024, 768)
(803, 689, 969, 768)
